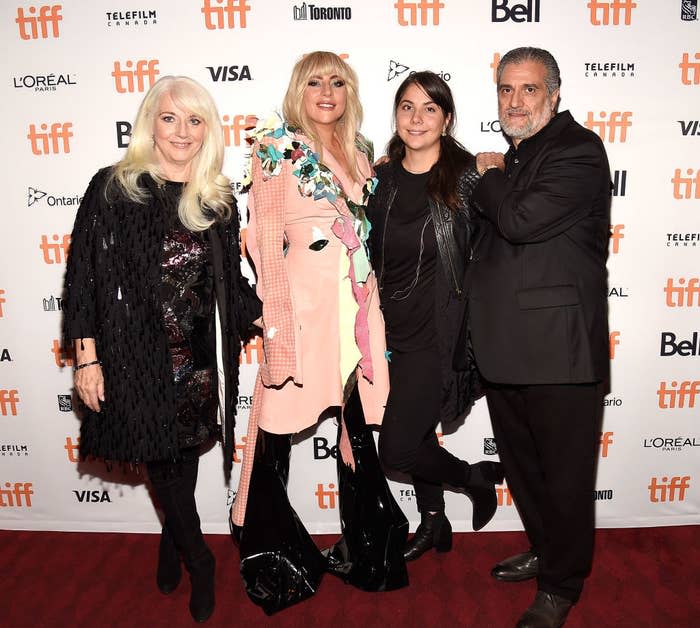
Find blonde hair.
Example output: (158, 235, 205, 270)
(112, 75, 231, 231)
(282, 51, 366, 183)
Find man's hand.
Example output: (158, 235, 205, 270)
(476, 152, 506, 176)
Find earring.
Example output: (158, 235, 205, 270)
(441, 130, 447, 137)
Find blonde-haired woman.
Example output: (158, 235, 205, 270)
(231, 52, 407, 614)
(63, 75, 260, 623)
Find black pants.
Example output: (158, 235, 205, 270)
(378, 348, 466, 513)
(486, 382, 604, 603)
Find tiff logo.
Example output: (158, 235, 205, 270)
(664, 278, 700, 307)
(679, 52, 700, 85)
(490, 52, 501, 84)
(316, 482, 339, 509)
(612, 170, 627, 196)
(201, 0, 250, 29)
(671, 168, 700, 199)
(239, 335, 263, 365)
(0, 390, 20, 416)
(657, 381, 700, 409)
(394, 0, 443, 26)
(51, 339, 75, 368)
(112, 60, 160, 93)
(0, 482, 33, 507)
(222, 114, 257, 147)
(65, 436, 79, 462)
(584, 111, 632, 142)
(15, 4, 62, 39)
(610, 224, 624, 254)
(588, 0, 636, 25)
(600, 431, 613, 457)
(232, 436, 248, 463)
(27, 122, 73, 155)
(648, 475, 690, 502)
(492, 0, 540, 23)
(496, 485, 513, 506)
(0, 289, 5, 318)
(40, 234, 71, 264)
(609, 331, 620, 359)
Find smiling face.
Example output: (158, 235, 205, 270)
(395, 82, 449, 162)
(152, 92, 206, 181)
(302, 73, 348, 133)
(497, 60, 559, 146)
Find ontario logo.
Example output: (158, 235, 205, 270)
(387, 60, 451, 82)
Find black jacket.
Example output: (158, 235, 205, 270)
(468, 111, 611, 385)
(367, 160, 482, 423)
(63, 168, 261, 472)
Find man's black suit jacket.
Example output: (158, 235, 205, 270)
(468, 111, 611, 386)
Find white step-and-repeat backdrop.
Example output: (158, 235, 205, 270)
(1, 0, 698, 534)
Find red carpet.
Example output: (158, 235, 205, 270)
(1, 526, 698, 627)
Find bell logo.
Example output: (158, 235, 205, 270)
(648, 475, 690, 502)
(600, 431, 613, 458)
(27, 122, 73, 155)
(664, 278, 700, 307)
(490, 52, 501, 83)
(0, 289, 6, 318)
(51, 339, 75, 368)
(657, 380, 700, 409)
(394, 0, 444, 26)
(679, 52, 700, 85)
(587, 0, 636, 25)
(584, 111, 632, 143)
(496, 485, 512, 506)
(222, 114, 257, 147)
(239, 336, 263, 365)
(0, 390, 20, 416)
(15, 4, 62, 39)
(111, 60, 160, 93)
(609, 331, 620, 359)
(232, 436, 248, 463)
(313, 437, 338, 460)
(315, 482, 339, 509)
(64, 436, 79, 463)
(610, 224, 624, 254)
(671, 168, 700, 199)
(491, 0, 540, 23)
(201, 0, 250, 29)
(40, 234, 71, 264)
(0, 482, 34, 507)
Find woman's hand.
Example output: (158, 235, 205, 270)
(74, 363, 105, 412)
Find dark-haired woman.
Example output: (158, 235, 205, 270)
(368, 71, 504, 562)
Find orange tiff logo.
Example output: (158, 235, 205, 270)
(600, 431, 613, 458)
(222, 114, 257, 147)
(51, 339, 75, 368)
(584, 111, 632, 143)
(648, 476, 690, 502)
(40, 234, 71, 264)
(27, 122, 73, 155)
(0, 390, 20, 416)
(316, 482, 339, 509)
(671, 168, 700, 199)
(587, 0, 636, 25)
(201, 0, 250, 29)
(496, 485, 512, 507)
(679, 52, 700, 85)
(657, 381, 700, 409)
(609, 332, 620, 359)
(112, 60, 160, 93)
(0, 289, 6, 318)
(232, 436, 248, 463)
(395, 0, 444, 26)
(0, 482, 34, 507)
(240, 227, 248, 259)
(239, 336, 263, 365)
(609, 224, 624, 254)
(64, 436, 80, 462)
(15, 4, 62, 39)
(491, 53, 501, 84)
(664, 278, 700, 307)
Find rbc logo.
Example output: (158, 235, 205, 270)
(15, 4, 62, 39)
(112, 60, 160, 93)
(491, 0, 540, 22)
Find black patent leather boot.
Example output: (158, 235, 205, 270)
(403, 511, 452, 561)
(156, 524, 182, 594)
(463, 461, 505, 531)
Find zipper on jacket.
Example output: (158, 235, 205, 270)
(431, 199, 462, 297)
(378, 186, 398, 290)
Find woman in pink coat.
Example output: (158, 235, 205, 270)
(231, 51, 408, 614)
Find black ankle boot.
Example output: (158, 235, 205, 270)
(156, 525, 182, 594)
(464, 461, 505, 531)
(403, 511, 452, 562)
(186, 547, 215, 623)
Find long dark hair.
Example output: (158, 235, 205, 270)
(387, 71, 473, 210)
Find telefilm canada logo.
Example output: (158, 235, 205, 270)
(293, 2, 352, 20)
(13, 72, 76, 92)
(584, 62, 635, 78)
(0, 444, 29, 458)
(27, 186, 82, 207)
(387, 60, 451, 82)
(105, 9, 157, 27)
(666, 232, 699, 248)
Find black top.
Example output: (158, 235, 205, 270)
(380, 164, 437, 352)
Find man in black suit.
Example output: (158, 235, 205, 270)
(469, 47, 611, 627)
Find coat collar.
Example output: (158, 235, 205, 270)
(506, 110, 574, 162)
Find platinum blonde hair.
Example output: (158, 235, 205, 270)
(283, 51, 366, 182)
(112, 75, 231, 231)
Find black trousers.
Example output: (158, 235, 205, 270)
(486, 382, 604, 603)
(378, 348, 466, 513)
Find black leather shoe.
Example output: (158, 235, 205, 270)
(491, 549, 539, 581)
(464, 461, 505, 531)
(516, 591, 573, 627)
(403, 511, 452, 562)
(156, 525, 182, 594)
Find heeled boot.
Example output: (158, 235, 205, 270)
(156, 524, 182, 594)
(403, 511, 452, 561)
(185, 547, 216, 623)
(463, 461, 505, 531)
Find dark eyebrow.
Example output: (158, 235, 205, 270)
(399, 99, 437, 106)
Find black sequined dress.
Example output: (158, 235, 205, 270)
(159, 181, 218, 450)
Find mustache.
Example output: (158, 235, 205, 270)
(505, 108, 530, 116)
